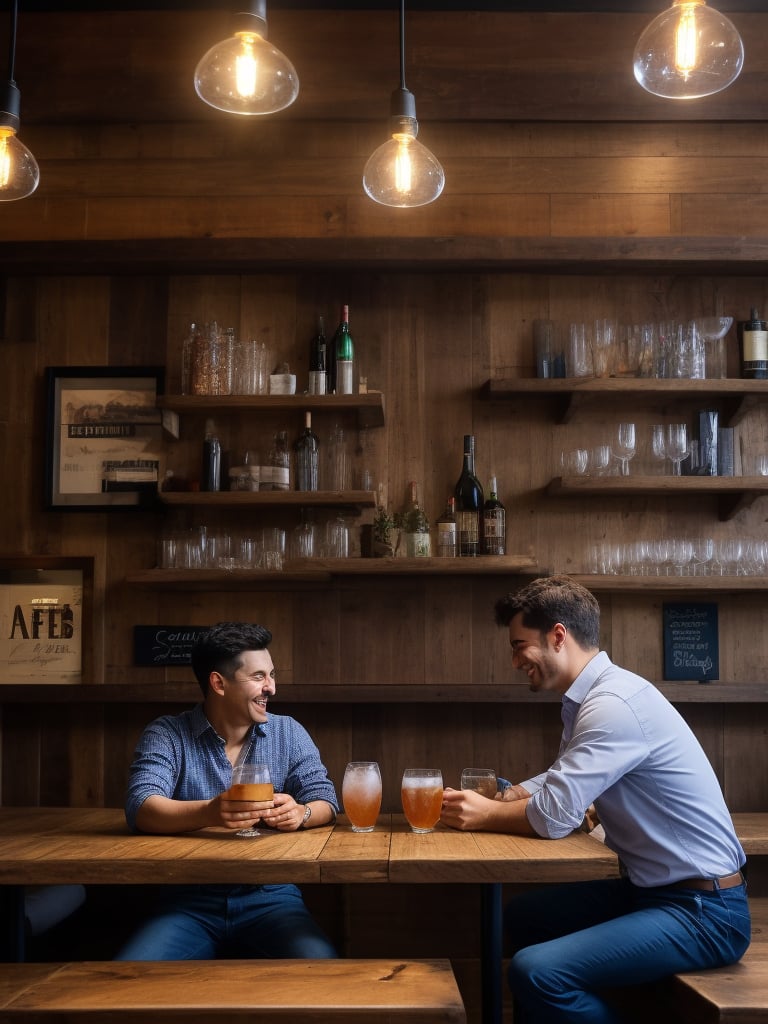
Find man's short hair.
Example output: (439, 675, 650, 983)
(494, 575, 600, 650)
(191, 622, 272, 696)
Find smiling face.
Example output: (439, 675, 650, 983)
(508, 613, 569, 695)
(212, 648, 276, 727)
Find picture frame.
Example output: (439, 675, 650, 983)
(45, 366, 165, 510)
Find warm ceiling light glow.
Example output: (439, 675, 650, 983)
(634, 0, 744, 99)
(362, 0, 445, 209)
(194, 1, 299, 116)
(0, 1, 39, 201)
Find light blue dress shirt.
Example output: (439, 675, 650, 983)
(521, 651, 745, 887)
(125, 703, 339, 832)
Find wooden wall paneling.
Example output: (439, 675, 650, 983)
(606, 594, 664, 684)
(68, 705, 105, 806)
(1, 704, 42, 805)
(721, 705, 768, 812)
(337, 581, 427, 686)
(291, 588, 342, 686)
(424, 578, 474, 686)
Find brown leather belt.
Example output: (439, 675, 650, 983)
(669, 870, 744, 892)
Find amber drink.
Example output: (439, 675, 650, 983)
(401, 769, 443, 833)
(342, 761, 382, 832)
(460, 769, 498, 800)
(229, 763, 272, 838)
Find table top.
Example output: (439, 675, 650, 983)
(0, 807, 621, 887)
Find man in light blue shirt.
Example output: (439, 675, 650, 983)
(117, 621, 339, 960)
(441, 575, 749, 1023)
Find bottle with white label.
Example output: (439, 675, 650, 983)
(739, 308, 768, 380)
(333, 304, 355, 395)
(436, 497, 457, 557)
(268, 431, 290, 491)
(483, 477, 506, 555)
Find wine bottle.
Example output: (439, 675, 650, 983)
(293, 411, 319, 491)
(739, 307, 768, 380)
(201, 419, 221, 492)
(454, 435, 484, 556)
(333, 304, 355, 395)
(308, 315, 327, 395)
(268, 430, 290, 491)
(436, 496, 457, 558)
(483, 476, 506, 555)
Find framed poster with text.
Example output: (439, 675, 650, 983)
(45, 366, 165, 510)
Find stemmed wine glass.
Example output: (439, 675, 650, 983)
(650, 424, 667, 475)
(229, 763, 273, 838)
(612, 423, 636, 476)
(665, 424, 689, 476)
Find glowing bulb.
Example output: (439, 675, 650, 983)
(194, 13, 299, 116)
(0, 125, 39, 201)
(634, 0, 744, 99)
(363, 117, 445, 209)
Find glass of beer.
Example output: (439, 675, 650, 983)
(401, 768, 443, 834)
(460, 768, 498, 799)
(229, 762, 273, 838)
(342, 761, 382, 832)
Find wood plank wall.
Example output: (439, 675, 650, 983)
(1, 12, 768, 1009)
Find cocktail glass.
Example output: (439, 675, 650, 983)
(401, 769, 443, 834)
(342, 761, 382, 833)
(229, 763, 273, 838)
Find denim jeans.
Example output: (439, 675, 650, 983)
(505, 876, 751, 1024)
(114, 884, 337, 960)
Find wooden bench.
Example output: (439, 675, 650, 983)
(671, 897, 768, 1024)
(0, 958, 466, 1023)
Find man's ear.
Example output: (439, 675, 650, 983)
(552, 622, 568, 651)
(208, 670, 226, 696)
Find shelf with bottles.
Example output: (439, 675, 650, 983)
(126, 554, 538, 587)
(156, 393, 385, 430)
(547, 474, 768, 521)
(481, 377, 768, 426)
(157, 490, 378, 511)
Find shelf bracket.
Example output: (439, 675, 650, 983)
(717, 490, 758, 521)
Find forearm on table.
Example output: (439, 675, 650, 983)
(135, 794, 216, 834)
(303, 799, 337, 828)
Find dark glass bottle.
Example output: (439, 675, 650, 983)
(738, 307, 768, 380)
(308, 315, 327, 395)
(436, 496, 457, 558)
(483, 476, 506, 555)
(201, 419, 221, 492)
(454, 435, 484, 556)
(332, 304, 354, 395)
(293, 411, 319, 491)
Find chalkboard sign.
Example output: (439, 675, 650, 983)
(134, 626, 205, 667)
(663, 603, 719, 682)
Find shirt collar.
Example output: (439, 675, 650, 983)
(563, 650, 611, 707)
(190, 703, 268, 743)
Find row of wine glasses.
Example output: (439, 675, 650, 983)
(586, 538, 768, 576)
(562, 422, 692, 478)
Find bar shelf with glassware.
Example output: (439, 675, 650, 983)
(547, 474, 768, 521)
(482, 377, 768, 426)
(156, 393, 385, 429)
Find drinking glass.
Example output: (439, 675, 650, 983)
(666, 423, 689, 476)
(692, 537, 714, 576)
(229, 763, 273, 838)
(460, 768, 498, 799)
(562, 448, 588, 477)
(650, 424, 667, 474)
(342, 761, 382, 832)
(587, 445, 611, 477)
(401, 769, 443, 834)
(613, 423, 636, 476)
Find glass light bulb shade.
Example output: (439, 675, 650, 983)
(0, 127, 39, 201)
(633, 1, 744, 99)
(363, 130, 445, 208)
(194, 30, 299, 115)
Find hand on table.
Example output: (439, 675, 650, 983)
(440, 787, 499, 831)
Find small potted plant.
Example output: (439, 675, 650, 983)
(371, 504, 396, 557)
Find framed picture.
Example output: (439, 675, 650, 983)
(45, 366, 165, 510)
(0, 556, 92, 683)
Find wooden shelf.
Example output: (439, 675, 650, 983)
(157, 393, 385, 429)
(157, 490, 377, 511)
(126, 555, 538, 588)
(483, 377, 768, 426)
(568, 573, 768, 593)
(547, 475, 768, 521)
(2, 681, 766, 704)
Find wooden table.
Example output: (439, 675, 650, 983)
(0, 807, 620, 1023)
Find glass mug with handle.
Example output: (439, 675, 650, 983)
(228, 763, 274, 838)
(401, 768, 443, 834)
(460, 768, 498, 800)
(342, 761, 382, 832)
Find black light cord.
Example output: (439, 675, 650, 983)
(399, 0, 406, 91)
(7, 0, 17, 83)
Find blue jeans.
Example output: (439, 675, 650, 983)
(505, 876, 751, 1024)
(114, 885, 337, 960)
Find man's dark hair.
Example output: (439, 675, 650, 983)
(191, 622, 273, 696)
(494, 575, 600, 650)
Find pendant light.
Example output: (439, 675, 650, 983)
(194, 0, 299, 116)
(633, 0, 744, 100)
(362, 0, 445, 208)
(0, 0, 39, 202)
